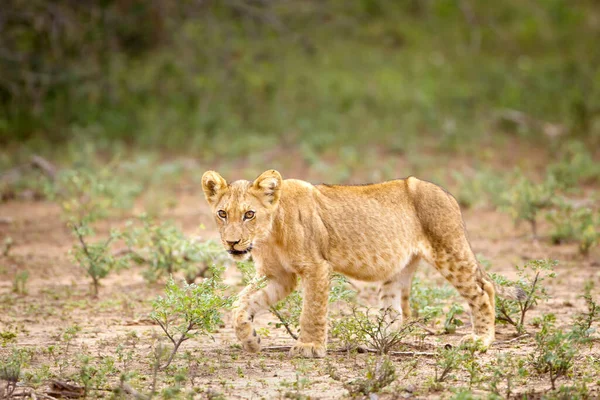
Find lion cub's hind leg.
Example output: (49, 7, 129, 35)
(431, 248, 496, 348)
(379, 258, 418, 329)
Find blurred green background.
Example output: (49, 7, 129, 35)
(1, 0, 599, 160)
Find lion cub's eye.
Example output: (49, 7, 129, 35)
(244, 210, 255, 220)
(217, 210, 227, 219)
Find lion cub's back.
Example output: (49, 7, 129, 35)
(313, 176, 465, 257)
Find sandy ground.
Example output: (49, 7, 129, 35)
(1, 181, 599, 399)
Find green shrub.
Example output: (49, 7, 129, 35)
(327, 356, 395, 398)
(546, 201, 599, 255)
(530, 314, 577, 390)
(0, 348, 23, 398)
(492, 259, 556, 334)
(150, 269, 232, 368)
(452, 169, 507, 209)
(443, 303, 465, 334)
(433, 345, 464, 384)
(570, 282, 600, 343)
(548, 141, 600, 188)
(49, 166, 141, 224)
(410, 277, 458, 320)
(12, 271, 28, 295)
(125, 215, 229, 283)
(331, 307, 422, 354)
(486, 353, 527, 399)
(48, 166, 141, 296)
(70, 225, 129, 297)
(501, 174, 557, 237)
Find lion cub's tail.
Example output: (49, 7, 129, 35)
(492, 281, 527, 301)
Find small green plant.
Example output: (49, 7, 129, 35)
(11, 271, 28, 295)
(71, 225, 129, 297)
(443, 303, 465, 334)
(570, 282, 600, 343)
(125, 215, 229, 283)
(452, 169, 507, 209)
(46, 324, 82, 375)
(434, 345, 463, 384)
(49, 166, 141, 224)
(331, 307, 422, 354)
(75, 354, 116, 397)
(150, 268, 232, 368)
(530, 314, 577, 390)
(1, 237, 13, 257)
(501, 174, 557, 237)
(0, 349, 22, 399)
(0, 330, 17, 346)
(546, 202, 599, 255)
(492, 259, 556, 334)
(327, 356, 395, 398)
(49, 166, 141, 297)
(410, 277, 459, 329)
(486, 353, 526, 399)
(547, 141, 600, 188)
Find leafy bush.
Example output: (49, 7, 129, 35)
(48, 166, 141, 296)
(49, 166, 141, 224)
(433, 345, 464, 384)
(548, 141, 600, 188)
(410, 277, 458, 320)
(0, 349, 22, 399)
(443, 304, 465, 334)
(327, 356, 395, 398)
(570, 282, 600, 343)
(492, 259, 556, 334)
(501, 174, 557, 237)
(331, 307, 422, 354)
(530, 314, 577, 390)
(150, 269, 232, 368)
(12, 271, 28, 295)
(486, 353, 527, 399)
(452, 169, 507, 209)
(546, 201, 599, 255)
(70, 225, 129, 297)
(125, 215, 229, 283)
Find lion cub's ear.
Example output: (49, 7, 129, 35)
(201, 171, 227, 206)
(252, 170, 282, 206)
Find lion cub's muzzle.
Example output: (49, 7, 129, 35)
(224, 240, 253, 257)
(227, 246, 252, 256)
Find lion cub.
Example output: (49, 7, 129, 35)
(202, 169, 523, 358)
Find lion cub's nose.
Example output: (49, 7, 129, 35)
(227, 240, 240, 247)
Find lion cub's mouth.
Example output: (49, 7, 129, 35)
(227, 245, 253, 256)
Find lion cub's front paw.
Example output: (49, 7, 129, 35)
(232, 309, 262, 353)
(289, 342, 326, 358)
(459, 333, 493, 351)
(241, 330, 261, 353)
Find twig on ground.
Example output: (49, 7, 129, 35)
(262, 345, 436, 357)
(30, 155, 57, 179)
(268, 307, 299, 340)
(117, 383, 150, 400)
(494, 334, 530, 345)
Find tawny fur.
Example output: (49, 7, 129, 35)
(201, 169, 524, 358)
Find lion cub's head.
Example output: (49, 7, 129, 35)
(201, 169, 282, 261)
